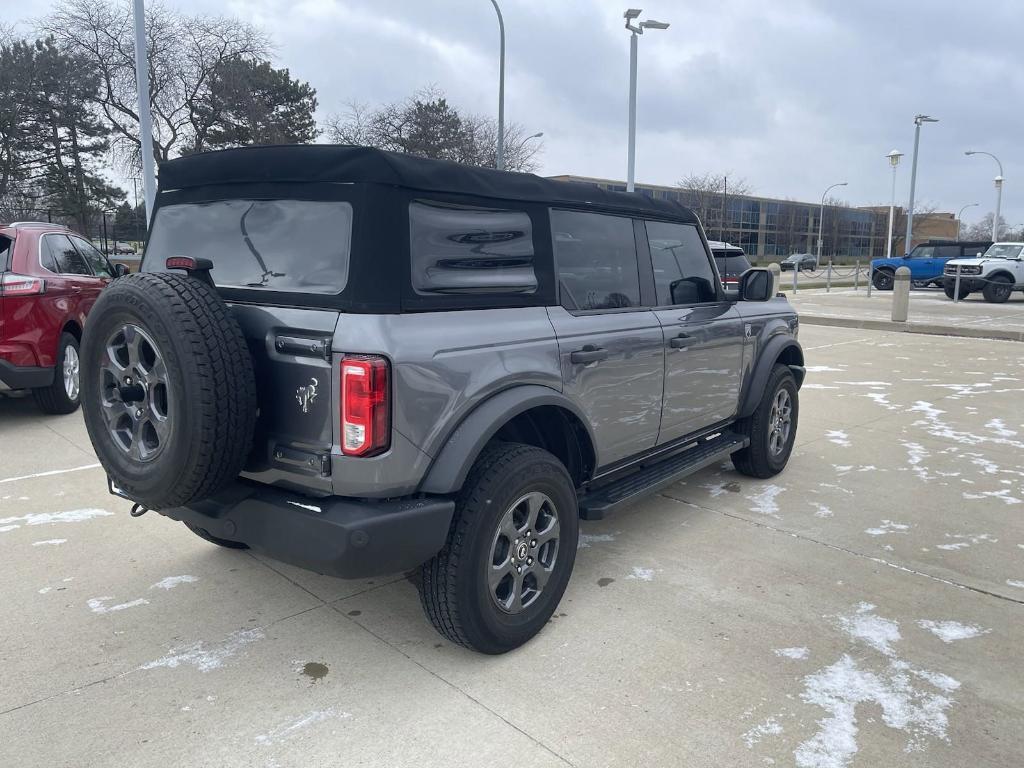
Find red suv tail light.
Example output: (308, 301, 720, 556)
(0, 273, 45, 296)
(340, 355, 389, 456)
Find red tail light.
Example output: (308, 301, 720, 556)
(341, 356, 389, 456)
(0, 273, 45, 296)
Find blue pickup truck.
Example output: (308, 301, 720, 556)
(870, 240, 991, 290)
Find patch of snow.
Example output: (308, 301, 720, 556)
(628, 566, 654, 582)
(802, 384, 840, 390)
(775, 647, 810, 660)
(255, 709, 352, 746)
(935, 533, 996, 552)
(811, 503, 833, 518)
(864, 521, 910, 537)
(835, 603, 900, 656)
(1005, 580, 1024, 590)
(577, 532, 616, 549)
(986, 418, 1017, 437)
(31, 539, 67, 546)
(38, 586, 53, 594)
(962, 489, 1021, 505)
(935, 542, 969, 551)
(806, 365, 846, 373)
(917, 620, 990, 644)
(747, 484, 785, 518)
(743, 717, 783, 748)
(87, 596, 149, 614)
(140, 628, 265, 673)
(0, 508, 113, 533)
(826, 430, 850, 447)
(150, 575, 199, 590)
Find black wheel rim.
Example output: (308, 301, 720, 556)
(99, 324, 171, 462)
(488, 491, 560, 614)
(768, 388, 793, 457)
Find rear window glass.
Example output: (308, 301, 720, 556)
(713, 254, 752, 273)
(144, 199, 352, 293)
(409, 201, 536, 295)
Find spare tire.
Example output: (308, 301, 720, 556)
(81, 272, 257, 509)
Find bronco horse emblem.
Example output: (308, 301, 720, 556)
(296, 377, 319, 413)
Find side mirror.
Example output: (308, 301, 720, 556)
(113, 263, 129, 277)
(738, 267, 774, 302)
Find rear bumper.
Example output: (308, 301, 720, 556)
(158, 481, 455, 579)
(0, 359, 53, 391)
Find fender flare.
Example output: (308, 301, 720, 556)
(985, 270, 1016, 285)
(419, 385, 596, 495)
(738, 335, 805, 419)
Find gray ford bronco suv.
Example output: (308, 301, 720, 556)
(80, 145, 804, 654)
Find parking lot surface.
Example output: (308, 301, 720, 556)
(2, 324, 1022, 768)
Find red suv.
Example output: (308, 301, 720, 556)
(0, 222, 124, 413)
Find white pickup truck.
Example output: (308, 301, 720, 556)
(943, 242, 1024, 302)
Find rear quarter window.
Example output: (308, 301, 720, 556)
(409, 201, 537, 295)
(143, 199, 352, 293)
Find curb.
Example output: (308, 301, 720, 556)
(799, 314, 1024, 343)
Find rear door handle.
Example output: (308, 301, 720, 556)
(669, 333, 694, 349)
(570, 345, 609, 364)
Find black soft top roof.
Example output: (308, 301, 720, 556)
(158, 144, 698, 222)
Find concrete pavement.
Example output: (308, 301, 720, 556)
(1, 325, 1022, 767)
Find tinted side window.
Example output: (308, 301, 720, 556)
(935, 245, 960, 259)
(911, 246, 936, 258)
(551, 210, 640, 310)
(72, 236, 112, 277)
(38, 236, 60, 272)
(646, 221, 718, 305)
(0, 235, 11, 271)
(49, 235, 92, 275)
(409, 201, 536, 295)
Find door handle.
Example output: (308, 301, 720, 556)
(570, 345, 609, 364)
(669, 334, 694, 349)
(70, 285, 82, 293)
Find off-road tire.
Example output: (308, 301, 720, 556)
(80, 272, 257, 509)
(943, 280, 970, 300)
(731, 364, 799, 479)
(872, 269, 895, 291)
(418, 442, 579, 654)
(33, 333, 81, 414)
(185, 522, 249, 549)
(982, 275, 1013, 304)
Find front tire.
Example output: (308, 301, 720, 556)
(943, 280, 970, 300)
(982, 275, 1013, 304)
(33, 333, 81, 415)
(418, 443, 579, 654)
(732, 364, 799, 479)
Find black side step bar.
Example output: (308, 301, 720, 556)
(578, 431, 749, 520)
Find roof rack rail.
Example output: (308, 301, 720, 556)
(6, 221, 69, 229)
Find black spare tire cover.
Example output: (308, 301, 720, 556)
(81, 272, 257, 509)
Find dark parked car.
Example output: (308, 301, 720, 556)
(780, 253, 818, 271)
(81, 145, 804, 653)
(708, 241, 752, 288)
(0, 222, 123, 413)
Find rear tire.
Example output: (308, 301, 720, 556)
(33, 333, 81, 415)
(732, 364, 799, 479)
(80, 273, 257, 510)
(418, 443, 579, 654)
(982, 275, 1013, 304)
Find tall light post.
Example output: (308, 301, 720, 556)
(132, 0, 156, 222)
(955, 202, 978, 240)
(817, 181, 848, 262)
(885, 150, 903, 259)
(965, 150, 1004, 241)
(904, 114, 938, 254)
(624, 9, 669, 192)
(489, 0, 505, 171)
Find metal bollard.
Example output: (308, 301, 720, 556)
(854, 259, 860, 291)
(892, 265, 911, 322)
(792, 262, 798, 293)
(867, 263, 873, 298)
(826, 260, 833, 292)
(953, 265, 962, 304)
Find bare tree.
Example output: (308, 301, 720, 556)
(675, 172, 751, 239)
(38, 0, 270, 171)
(961, 212, 1006, 241)
(324, 87, 542, 173)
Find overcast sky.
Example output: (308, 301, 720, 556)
(12, 0, 1024, 225)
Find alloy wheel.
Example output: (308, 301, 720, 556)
(768, 388, 792, 457)
(488, 491, 560, 614)
(63, 345, 80, 400)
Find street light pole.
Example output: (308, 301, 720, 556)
(817, 181, 848, 262)
(905, 114, 938, 254)
(489, 0, 505, 171)
(132, 0, 157, 222)
(965, 150, 1004, 241)
(955, 202, 978, 240)
(624, 9, 669, 193)
(885, 150, 903, 259)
